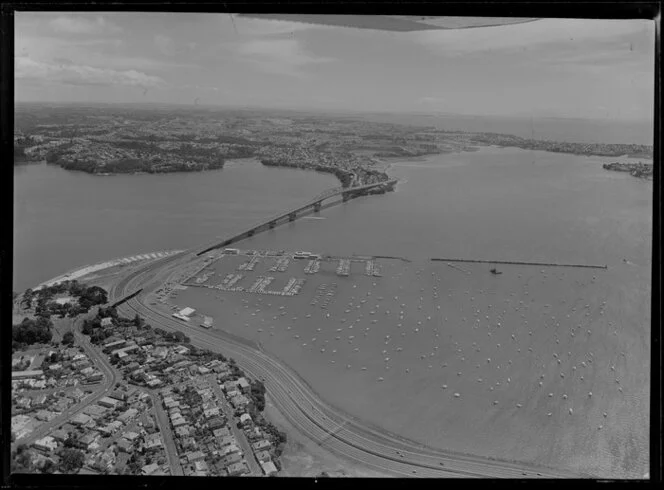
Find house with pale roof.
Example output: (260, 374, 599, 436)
(227, 461, 249, 476)
(251, 439, 272, 451)
(260, 460, 278, 476)
(33, 436, 57, 452)
(141, 463, 160, 475)
(255, 450, 272, 463)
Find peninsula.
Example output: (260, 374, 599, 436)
(602, 161, 653, 179)
(14, 104, 652, 187)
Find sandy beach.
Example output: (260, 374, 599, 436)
(33, 250, 183, 290)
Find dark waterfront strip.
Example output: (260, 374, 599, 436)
(373, 255, 412, 262)
(430, 258, 607, 269)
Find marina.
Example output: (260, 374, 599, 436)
(148, 225, 649, 480)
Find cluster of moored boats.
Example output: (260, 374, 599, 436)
(336, 259, 351, 276)
(238, 255, 260, 271)
(365, 259, 381, 277)
(162, 252, 622, 430)
(248, 276, 274, 293)
(304, 259, 321, 274)
(268, 256, 290, 273)
(311, 283, 337, 309)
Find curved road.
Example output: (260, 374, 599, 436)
(17, 312, 118, 446)
(105, 252, 581, 479)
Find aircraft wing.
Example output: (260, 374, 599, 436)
(237, 15, 538, 31)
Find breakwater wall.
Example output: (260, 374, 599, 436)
(374, 255, 412, 262)
(430, 258, 607, 269)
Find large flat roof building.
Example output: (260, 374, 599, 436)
(179, 307, 195, 317)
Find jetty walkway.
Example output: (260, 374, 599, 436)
(430, 258, 607, 269)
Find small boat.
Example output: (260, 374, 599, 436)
(490, 268, 503, 275)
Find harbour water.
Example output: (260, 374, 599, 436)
(13, 145, 651, 477)
(173, 146, 650, 477)
(13, 158, 338, 291)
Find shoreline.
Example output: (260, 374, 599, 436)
(20, 143, 653, 184)
(32, 250, 184, 291)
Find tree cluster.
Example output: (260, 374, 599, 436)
(22, 281, 108, 319)
(249, 380, 266, 412)
(11, 445, 33, 473)
(61, 331, 75, 346)
(12, 317, 53, 351)
(58, 448, 85, 473)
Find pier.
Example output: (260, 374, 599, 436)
(196, 179, 398, 256)
(430, 258, 608, 269)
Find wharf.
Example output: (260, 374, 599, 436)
(430, 258, 607, 269)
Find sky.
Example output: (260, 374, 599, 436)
(15, 13, 655, 121)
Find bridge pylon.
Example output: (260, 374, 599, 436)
(313, 201, 322, 212)
(288, 212, 297, 222)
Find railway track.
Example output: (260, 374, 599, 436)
(105, 255, 581, 479)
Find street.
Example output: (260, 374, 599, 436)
(147, 389, 184, 476)
(15, 309, 118, 447)
(205, 375, 262, 476)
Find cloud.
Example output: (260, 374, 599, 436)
(235, 38, 333, 77)
(15, 56, 164, 88)
(417, 96, 446, 106)
(49, 15, 123, 35)
(411, 18, 651, 56)
(154, 34, 174, 55)
(51, 56, 74, 65)
(153, 34, 201, 59)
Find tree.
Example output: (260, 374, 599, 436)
(12, 317, 53, 346)
(59, 448, 84, 473)
(133, 314, 144, 328)
(64, 437, 78, 448)
(41, 459, 56, 474)
(62, 331, 75, 346)
(11, 447, 32, 473)
(20, 289, 33, 309)
(250, 380, 266, 410)
(81, 319, 94, 335)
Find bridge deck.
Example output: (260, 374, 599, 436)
(196, 179, 397, 255)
